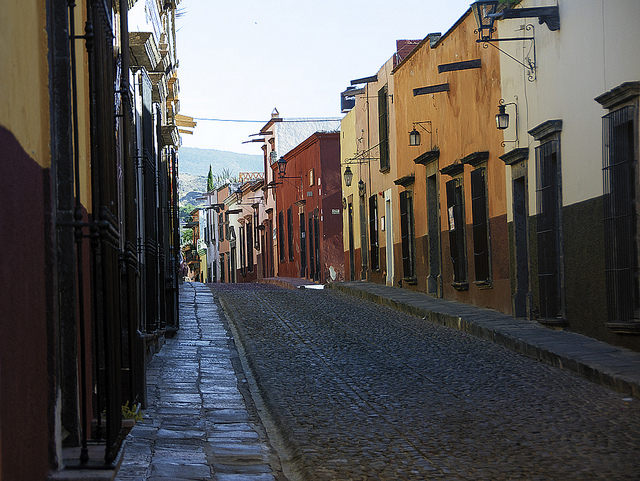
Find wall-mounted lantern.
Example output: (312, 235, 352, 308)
(495, 98, 519, 146)
(276, 156, 301, 180)
(496, 104, 509, 130)
(409, 128, 421, 146)
(277, 156, 287, 177)
(471, 1, 499, 41)
(471, 1, 560, 39)
(344, 166, 353, 187)
(409, 121, 432, 148)
(358, 179, 366, 197)
(470, 1, 560, 82)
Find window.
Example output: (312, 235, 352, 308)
(314, 213, 321, 281)
(359, 199, 368, 273)
(308, 216, 315, 280)
(278, 211, 285, 262)
(378, 85, 390, 171)
(603, 105, 638, 324)
(253, 208, 260, 249)
(535, 137, 562, 319)
(247, 221, 253, 272)
(446, 178, 468, 288)
(399, 190, 416, 280)
(426, 172, 441, 295)
(369, 195, 379, 271)
(239, 226, 245, 275)
(470, 167, 491, 284)
(287, 207, 294, 261)
(220, 253, 225, 283)
(224, 212, 229, 240)
(219, 212, 224, 240)
(300, 213, 307, 277)
(209, 212, 215, 243)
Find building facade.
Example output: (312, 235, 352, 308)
(342, 11, 510, 314)
(276, 132, 344, 283)
(493, 0, 640, 350)
(217, 184, 236, 283)
(0, 1, 183, 478)
(393, 10, 510, 312)
(234, 175, 265, 283)
(341, 54, 402, 285)
(202, 189, 221, 283)
(252, 109, 342, 280)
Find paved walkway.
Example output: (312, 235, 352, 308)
(329, 280, 640, 399)
(115, 282, 283, 481)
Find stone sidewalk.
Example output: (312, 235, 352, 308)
(329, 280, 640, 399)
(115, 282, 284, 481)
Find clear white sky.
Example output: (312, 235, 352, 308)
(175, 0, 474, 155)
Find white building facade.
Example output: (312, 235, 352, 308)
(492, 0, 640, 350)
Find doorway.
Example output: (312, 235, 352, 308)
(348, 200, 355, 281)
(385, 190, 394, 286)
(513, 175, 530, 317)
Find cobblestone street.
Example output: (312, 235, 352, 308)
(213, 283, 640, 480)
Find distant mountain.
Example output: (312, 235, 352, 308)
(178, 147, 263, 209)
(179, 172, 207, 203)
(179, 147, 263, 178)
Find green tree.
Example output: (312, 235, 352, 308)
(207, 164, 214, 192)
(179, 204, 196, 223)
(213, 168, 237, 188)
(181, 228, 193, 245)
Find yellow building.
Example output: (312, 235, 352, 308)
(342, 55, 401, 286)
(392, 9, 510, 312)
(342, 10, 510, 313)
(0, 1, 184, 478)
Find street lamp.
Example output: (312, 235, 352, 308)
(277, 156, 287, 177)
(409, 128, 421, 146)
(496, 103, 509, 130)
(234, 187, 243, 203)
(276, 156, 301, 180)
(470, 1, 559, 82)
(358, 179, 366, 197)
(409, 121, 433, 148)
(471, 0, 499, 42)
(471, 1, 560, 41)
(495, 99, 519, 146)
(344, 166, 353, 187)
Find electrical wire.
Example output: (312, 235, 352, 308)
(193, 117, 342, 123)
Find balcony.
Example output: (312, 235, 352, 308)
(129, 31, 161, 71)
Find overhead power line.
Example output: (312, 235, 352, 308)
(192, 117, 343, 123)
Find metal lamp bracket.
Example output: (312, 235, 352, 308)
(477, 24, 537, 82)
(498, 97, 519, 147)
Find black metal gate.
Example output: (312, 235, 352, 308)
(603, 105, 639, 324)
(535, 140, 562, 320)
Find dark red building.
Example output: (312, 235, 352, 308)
(275, 132, 344, 284)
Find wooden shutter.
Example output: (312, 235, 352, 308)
(369, 195, 379, 271)
(378, 86, 390, 171)
(471, 168, 490, 282)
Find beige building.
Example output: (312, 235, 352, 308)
(342, 54, 402, 286)
(489, 0, 640, 350)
